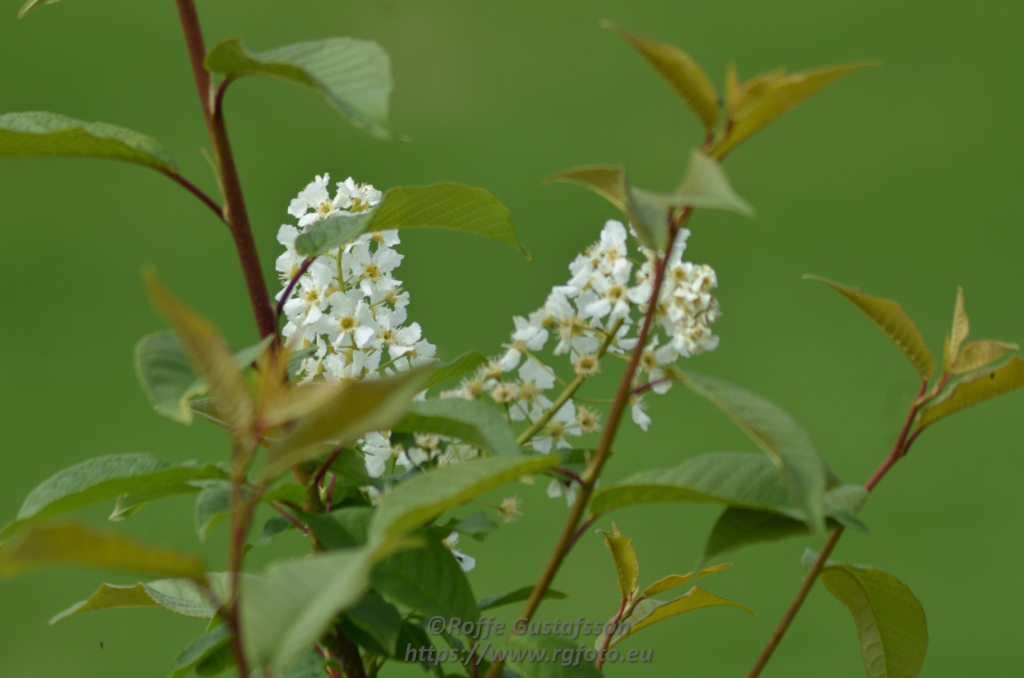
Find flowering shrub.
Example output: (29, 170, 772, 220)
(2, 4, 1022, 678)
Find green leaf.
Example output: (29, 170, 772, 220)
(0, 111, 176, 171)
(701, 483, 869, 564)
(169, 627, 232, 678)
(600, 524, 639, 600)
(948, 287, 970, 368)
(438, 511, 499, 542)
(371, 533, 478, 623)
(0, 522, 205, 580)
(392, 399, 521, 456)
(0, 453, 227, 541)
(545, 165, 627, 212)
(135, 332, 273, 425)
(703, 508, 810, 564)
(589, 452, 807, 521)
(340, 593, 403, 657)
(50, 574, 230, 624)
(194, 483, 231, 542)
(145, 272, 255, 434)
(204, 37, 399, 140)
(713, 62, 872, 158)
(478, 587, 569, 612)
(134, 332, 201, 424)
(805, 276, 935, 381)
(18, 0, 63, 19)
(295, 183, 527, 258)
(109, 483, 202, 522)
(261, 367, 432, 482)
(917, 356, 1024, 430)
(241, 546, 376, 672)
(640, 563, 732, 598)
(672, 149, 755, 217)
(607, 587, 752, 648)
(291, 211, 378, 257)
(820, 563, 928, 678)
(605, 23, 719, 133)
(369, 454, 559, 540)
(426, 351, 489, 390)
(678, 373, 829, 536)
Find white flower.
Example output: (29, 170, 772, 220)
(443, 532, 476, 572)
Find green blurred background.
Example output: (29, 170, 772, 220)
(2, 1, 1022, 676)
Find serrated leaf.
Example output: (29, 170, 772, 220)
(714, 62, 872, 158)
(426, 351, 488, 390)
(641, 563, 732, 598)
(805, 275, 935, 381)
(0, 111, 176, 171)
(607, 587, 752, 648)
(0, 454, 226, 541)
(820, 563, 928, 678)
(950, 340, 1018, 375)
(917, 356, 1024, 430)
(241, 546, 376, 672)
(370, 454, 559, 540)
(371, 533, 477, 623)
(600, 524, 638, 600)
(392, 399, 520, 456)
(50, 574, 230, 624)
(478, 587, 569, 612)
(0, 522, 205, 580)
(204, 37, 399, 139)
(145, 272, 254, 434)
(261, 367, 432, 482)
(605, 23, 719, 132)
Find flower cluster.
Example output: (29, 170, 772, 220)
(275, 174, 437, 384)
(442, 219, 721, 490)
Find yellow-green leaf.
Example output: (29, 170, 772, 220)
(50, 574, 231, 624)
(640, 563, 732, 598)
(0, 522, 205, 580)
(261, 367, 432, 482)
(950, 340, 1018, 375)
(820, 563, 928, 678)
(545, 165, 627, 212)
(600, 524, 639, 600)
(18, 0, 62, 18)
(145, 272, 254, 434)
(917, 356, 1024, 430)
(714, 62, 872, 158)
(948, 287, 970, 364)
(607, 587, 752, 648)
(672, 149, 755, 216)
(805, 275, 935, 381)
(604, 23, 719, 132)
